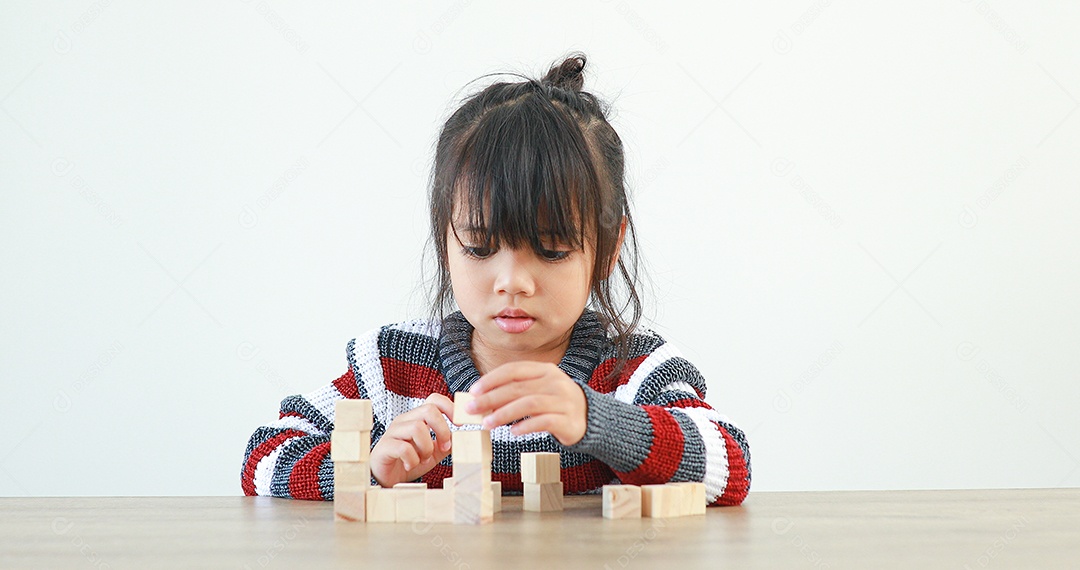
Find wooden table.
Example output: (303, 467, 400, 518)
(1, 489, 1077, 568)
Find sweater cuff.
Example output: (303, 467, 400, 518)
(560, 383, 654, 474)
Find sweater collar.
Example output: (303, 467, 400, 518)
(437, 309, 607, 394)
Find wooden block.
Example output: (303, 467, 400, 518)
(366, 488, 396, 522)
(523, 482, 563, 512)
(490, 481, 502, 513)
(334, 487, 366, 522)
(425, 489, 454, 523)
(394, 483, 427, 522)
(441, 476, 454, 490)
(667, 482, 707, 516)
(521, 452, 560, 483)
(452, 429, 492, 464)
(453, 463, 492, 524)
(641, 484, 681, 518)
(330, 430, 370, 462)
(333, 461, 370, 488)
(453, 392, 483, 425)
(602, 485, 642, 519)
(334, 399, 373, 431)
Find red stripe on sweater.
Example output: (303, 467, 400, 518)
(615, 405, 684, 485)
(381, 357, 450, 399)
(588, 355, 650, 392)
(289, 441, 331, 500)
(332, 368, 360, 399)
(420, 463, 454, 488)
(280, 411, 303, 419)
(241, 429, 308, 496)
(715, 422, 750, 506)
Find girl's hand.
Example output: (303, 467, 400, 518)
(369, 393, 455, 488)
(466, 361, 587, 446)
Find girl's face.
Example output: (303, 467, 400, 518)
(446, 211, 596, 357)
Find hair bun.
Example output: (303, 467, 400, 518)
(542, 53, 586, 92)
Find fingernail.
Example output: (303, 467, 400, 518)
(465, 401, 477, 413)
(441, 441, 452, 451)
(403, 462, 411, 471)
(481, 417, 494, 429)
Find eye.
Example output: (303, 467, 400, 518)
(462, 246, 494, 259)
(540, 249, 571, 262)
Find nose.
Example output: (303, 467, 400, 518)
(492, 248, 537, 297)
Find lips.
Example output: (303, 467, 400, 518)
(494, 308, 535, 333)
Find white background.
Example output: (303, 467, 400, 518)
(1, 2, 1077, 497)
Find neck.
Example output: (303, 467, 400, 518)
(469, 327, 574, 377)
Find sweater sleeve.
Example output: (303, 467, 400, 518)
(240, 338, 382, 500)
(561, 340, 751, 506)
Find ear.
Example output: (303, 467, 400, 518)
(604, 216, 627, 280)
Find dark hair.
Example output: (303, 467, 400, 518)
(421, 51, 646, 385)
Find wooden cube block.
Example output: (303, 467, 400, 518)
(490, 481, 502, 513)
(333, 461, 370, 488)
(394, 483, 427, 522)
(366, 488, 396, 522)
(667, 482, 707, 516)
(334, 487, 366, 522)
(441, 476, 454, 490)
(453, 392, 483, 425)
(523, 482, 563, 512)
(521, 452, 560, 483)
(602, 485, 642, 519)
(330, 430, 370, 462)
(452, 430, 492, 464)
(425, 489, 454, 523)
(453, 463, 492, 525)
(641, 484, 681, 518)
(334, 399, 373, 431)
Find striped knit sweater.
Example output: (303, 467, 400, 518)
(241, 309, 751, 506)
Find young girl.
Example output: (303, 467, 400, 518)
(241, 52, 751, 506)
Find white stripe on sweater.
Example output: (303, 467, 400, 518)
(674, 407, 729, 503)
(353, 328, 391, 426)
(613, 342, 682, 403)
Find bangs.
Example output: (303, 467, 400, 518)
(448, 96, 601, 253)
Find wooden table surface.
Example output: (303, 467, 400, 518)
(1, 489, 1077, 569)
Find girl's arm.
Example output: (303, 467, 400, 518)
(563, 340, 751, 506)
(240, 341, 382, 500)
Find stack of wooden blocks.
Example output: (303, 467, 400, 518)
(451, 392, 495, 524)
(330, 396, 504, 524)
(521, 452, 563, 512)
(601, 482, 707, 519)
(331, 399, 373, 522)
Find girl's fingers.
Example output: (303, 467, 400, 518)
(469, 378, 537, 417)
(505, 414, 557, 437)
(387, 438, 421, 472)
(424, 393, 457, 421)
(418, 401, 454, 452)
(470, 361, 551, 395)
(479, 393, 553, 430)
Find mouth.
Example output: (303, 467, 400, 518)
(496, 308, 533, 319)
(494, 310, 535, 333)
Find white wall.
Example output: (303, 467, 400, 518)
(1, 2, 1077, 496)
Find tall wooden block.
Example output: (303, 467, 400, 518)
(333, 461, 370, 488)
(334, 487, 366, 522)
(441, 477, 454, 490)
(425, 489, 454, 523)
(642, 484, 681, 518)
(334, 399, 373, 431)
(330, 430, 370, 462)
(394, 483, 427, 522)
(366, 488, 396, 522)
(523, 482, 563, 512)
(667, 482, 707, 516)
(452, 430, 492, 464)
(453, 392, 483, 425)
(602, 485, 642, 519)
(521, 452, 560, 483)
(490, 481, 502, 513)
